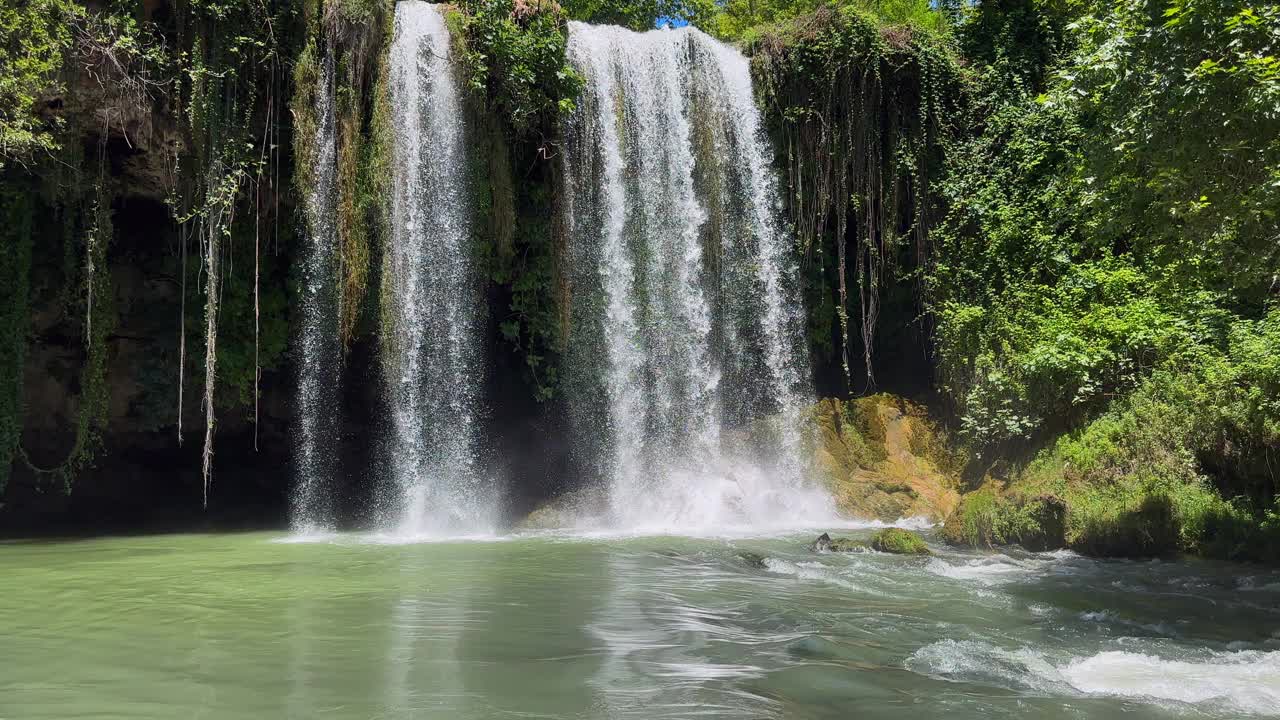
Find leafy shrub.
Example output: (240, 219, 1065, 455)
(456, 0, 582, 137)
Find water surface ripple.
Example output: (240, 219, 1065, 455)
(2, 530, 1278, 719)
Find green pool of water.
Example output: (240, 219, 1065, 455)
(3, 528, 1278, 719)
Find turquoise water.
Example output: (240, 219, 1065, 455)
(3, 528, 1279, 719)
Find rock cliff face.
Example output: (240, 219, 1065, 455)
(5, 187, 297, 531)
(809, 395, 961, 523)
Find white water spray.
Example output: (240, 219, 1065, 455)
(292, 46, 340, 534)
(380, 1, 495, 537)
(562, 23, 832, 531)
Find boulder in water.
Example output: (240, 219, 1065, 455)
(870, 528, 931, 555)
(808, 532, 869, 553)
(738, 551, 768, 569)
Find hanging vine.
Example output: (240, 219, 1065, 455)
(171, 0, 295, 506)
(17, 171, 115, 493)
(750, 4, 960, 394)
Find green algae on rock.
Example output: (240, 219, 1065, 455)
(870, 527, 931, 555)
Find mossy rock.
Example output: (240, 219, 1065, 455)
(942, 485, 1067, 551)
(807, 532, 869, 553)
(517, 487, 608, 530)
(1069, 493, 1178, 557)
(808, 395, 961, 524)
(870, 528, 931, 555)
(1015, 495, 1068, 552)
(941, 484, 1004, 547)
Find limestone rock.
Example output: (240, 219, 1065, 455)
(808, 395, 962, 524)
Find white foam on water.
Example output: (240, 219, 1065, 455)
(925, 556, 1032, 585)
(925, 547, 1087, 586)
(883, 516, 938, 530)
(1061, 650, 1280, 715)
(1039, 548, 1081, 561)
(652, 662, 765, 680)
(908, 639, 1280, 716)
(517, 499, 935, 538)
(356, 530, 506, 546)
(1078, 610, 1180, 637)
(1238, 576, 1280, 592)
(907, 639, 1067, 693)
(1027, 602, 1054, 617)
(763, 558, 864, 592)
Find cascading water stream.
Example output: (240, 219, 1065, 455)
(292, 46, 340, 534)
(380, 0, 494, 536)
(563, 23, 834, 530)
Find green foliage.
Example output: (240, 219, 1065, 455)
(824, 535, 871, 551)
(931, 0, 1280, 468)
(452, 0, 582, 400)
(930, 0, 1280, 551)
(61, 184, 116, 492)
(1, 0, 169, 167)
(716, 0, 951, 43)
(0, 0, 73, 165)
(942, 484, 1065, 549)
(498, 191, 564, 401)
(957, 0, 1081, 92)
(1197, 311, 1280, 483)
(953, 314, 1280, 560)
(291, 38, 321, 211)
(870, 527, 931, 554)
(749, 2, 961, 391)
(456, 0, 582, 137)
(23, 181, 118, 494)
(210, 243, 290, 408)
(1070, 0, 1280, 312)
(941, 484, 1003, 546)
(562, 0, 718, 30)
(0, 176, 34, 493)
(336, 2, 389, 351)
(292, 1, 390, 351)
(179, 219, 291, 410)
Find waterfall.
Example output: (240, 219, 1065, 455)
(380, 0, 494, 536)
(292, 46, 340, 534)
(562, 23, 833, 530)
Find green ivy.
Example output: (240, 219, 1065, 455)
(0, 0, 73, 166)
(456, 0, 582, 137)
(0, 176, 34, 493)
(749, 2, 962, 391)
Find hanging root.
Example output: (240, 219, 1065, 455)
(201, 212, 219, 508)
(750, 8, 953, 392)
(177, 222, 187, 446)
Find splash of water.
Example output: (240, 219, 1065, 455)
(562, 23, 832, 531)
(292, 46, 340, 534)
(380, 1, 494, 537)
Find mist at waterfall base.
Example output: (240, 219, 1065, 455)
(290, 16, 840, 538)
